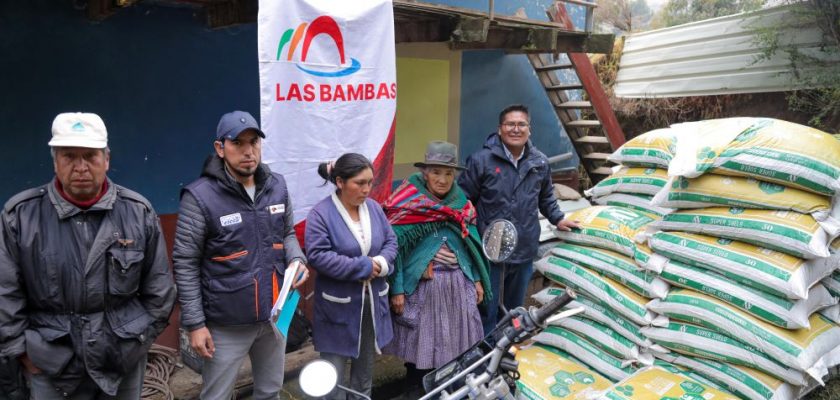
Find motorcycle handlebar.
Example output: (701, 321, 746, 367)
(532, 289, 576, 325)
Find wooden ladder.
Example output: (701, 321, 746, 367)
(527, 1, 625, 184)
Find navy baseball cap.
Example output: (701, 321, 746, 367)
(216, 111, 266, 141)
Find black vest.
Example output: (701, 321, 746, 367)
(184, 172, 290, 325)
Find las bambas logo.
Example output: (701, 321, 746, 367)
(273, 15, 396, 103)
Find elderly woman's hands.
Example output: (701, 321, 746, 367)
(475, 282, 484, 304)
(390, 294, 405, 315)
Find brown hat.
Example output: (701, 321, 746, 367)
(414, 141, 465, 170)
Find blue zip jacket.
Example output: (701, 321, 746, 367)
(458, 133, 565, 263)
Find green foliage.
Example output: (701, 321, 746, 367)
(750, 1, 840, 131)
(596, 0, 653, 32)
(650, 0, 764, 28)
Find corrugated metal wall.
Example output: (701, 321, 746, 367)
(615, 5, 834, 98)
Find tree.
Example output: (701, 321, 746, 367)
(650, 0, 764, 28)
(752, 0, 840, 130)
(596, 0, 653, 33)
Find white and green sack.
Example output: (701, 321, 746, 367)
(532, 288, 666, 352)
(666, 118, 840, 197)
(552, 206, 655, 257)
(534, 326, 638, 382)
(608, 127, 678, 168)
(586, 167, 670, 198)
(536, 256, 666, 326)
(550, 243, 669, 299)
(649, 207, 837, 259)
(647, 231, 838, 299)
(553, 316, 654, 366)
(593, 193, 674, 218)
(651, 174, 840, 236)
(668, 355, 800, 400)
(647, 289, 840, 379)
(639, 321, 808, 385)
(659, 260, 835, 329)
(598, 366, 740, 400)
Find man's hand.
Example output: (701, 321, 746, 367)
(190, 327, 215, 359)
(19, 353, 41, 375)
(369, 258, 383, 280)
(390, 294, 405, 315)
(556, 219, 581, 232)
(475, 282, 484, 304)
(292, 264, 309, 289)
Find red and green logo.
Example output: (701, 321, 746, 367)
(276, 16, 361, 77)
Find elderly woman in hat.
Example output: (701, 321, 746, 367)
(382, 141, 491, 387)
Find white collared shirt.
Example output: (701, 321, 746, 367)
(502, 142, 525, 168)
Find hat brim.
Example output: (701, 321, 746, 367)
(48, 138, 107, 149)
(414, 162, 465, 171)
(220, 127, 266, 141)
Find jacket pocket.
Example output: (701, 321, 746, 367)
(378, 282, 390, 297)
(204, 273, 256, 324)
(24, 327, 74, 377)
(107, 247, 144, 296)
(322, 292, 351, 304)
(104, 305, 154, 374)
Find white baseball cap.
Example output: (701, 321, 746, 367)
(48, 112, 108, 149)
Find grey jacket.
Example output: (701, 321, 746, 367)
(0, 179, 176, 396)
(173, 155, 306, 330)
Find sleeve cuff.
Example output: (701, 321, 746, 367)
(373, 255, 389, 277)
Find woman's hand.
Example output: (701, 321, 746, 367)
(421, 263, 434, 280)
(390, 294, 405, 315)
(475, 281, 484, 304)
(369, 258, 383, 280)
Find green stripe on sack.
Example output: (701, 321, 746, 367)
(604, 200, 667, 217)
(655, 340, 764, 370)
(651, 244, 788, 297)
(689, 358, 774, 399)
(556, 244, 638, 272)
(544, 327, 630, 370)
(662, 214, 813, 246)
(653, 233, 791, 280)
(665, 292, 801, 357)
(715, 161, 832, 195)
(554, 247, 653, 295)
(605, 391, 626, 400)
(514, 383, 540, 400)
(620, 148, 672, 160)
(548, 257, 648, 317)
(722, 147, 840, 180)
(560, 228, 633, 252)
(597, 176, 667, 191)
(543, 287, 648, 343)
(660, 266, 791, 327)
(571, 317, 636, 352)
(666, 192, 786, 210)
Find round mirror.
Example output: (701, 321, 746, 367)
(481, 219, 518, 263)
(299, 360, 338, 397)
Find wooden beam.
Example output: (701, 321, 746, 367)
(453, 31, 613, 54)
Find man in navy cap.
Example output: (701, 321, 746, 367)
(172, 111, 309, 399)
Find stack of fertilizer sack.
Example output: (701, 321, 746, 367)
(527, 128, 679, 388)
(535, 118, 840, 400)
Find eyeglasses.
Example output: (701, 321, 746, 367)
(501, 122, 530, 130)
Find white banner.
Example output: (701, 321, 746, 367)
(258, 0, 397, 224)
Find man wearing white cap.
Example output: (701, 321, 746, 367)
(0, 113, 176, 399)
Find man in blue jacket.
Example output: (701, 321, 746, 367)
(459, 104, 580, 334)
